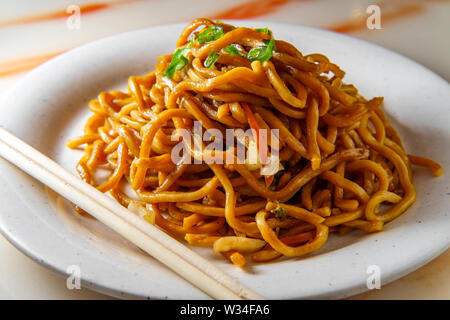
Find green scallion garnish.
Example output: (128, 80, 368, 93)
(254, 27, 271, 36)
(198, 26, 224, 44)
(224, 44, 245, 57)
(163, 48, 190, 79)
(187, 33, 196, 48)
(247, 38, 276, 63)
(271, 205, 287, 221)
(204, 49, 220, 68)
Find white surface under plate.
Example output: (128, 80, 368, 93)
(0, 21, 448, 299)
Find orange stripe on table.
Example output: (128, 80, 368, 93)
(327, 2, 425, 34)
(0, 51, 67, 77)
(210, 0, 313, 20)
(0, 0, 138, 27)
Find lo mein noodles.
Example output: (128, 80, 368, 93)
(67, 19, 442, 267)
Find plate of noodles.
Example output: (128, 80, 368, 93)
(0, 19, 449, 299)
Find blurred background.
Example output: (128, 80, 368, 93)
(0, 0, 449, 299)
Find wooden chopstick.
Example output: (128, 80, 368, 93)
(0, 128, 263, 300)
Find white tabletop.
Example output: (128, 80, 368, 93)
(0, 0, 449, 299)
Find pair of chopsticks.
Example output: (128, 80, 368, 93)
(0, 127, 263, 300)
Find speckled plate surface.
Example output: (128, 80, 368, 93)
(0, 22, 449, 299)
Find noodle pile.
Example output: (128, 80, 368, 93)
(67, 19, 442, 267)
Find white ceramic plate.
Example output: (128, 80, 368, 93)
(0, 22, 449, 300)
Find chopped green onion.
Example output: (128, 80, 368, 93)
(187, 33, 196, 48)
(247, 38, 276, 63)
(163, 48, 190, 79)
(198, 26, 223, 44)
(264, 38, 277, 51)
(271, 205, 287, 221)
(204, 49, 220, 68)
(224, 44, 245, 56)
(254, 27, 271, 36)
